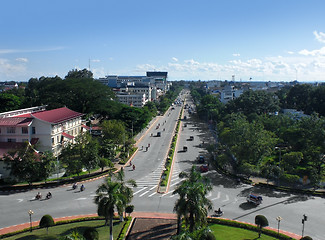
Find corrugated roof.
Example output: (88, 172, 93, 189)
(31, 107, 84, 124)
(0, 117, 33, 127)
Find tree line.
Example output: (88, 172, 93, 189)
(1, 69, 183, 184)
(192, 83, 325, 186)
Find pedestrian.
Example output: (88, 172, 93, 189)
(133, 164, 135, 170)
(130, 161, 132, 166)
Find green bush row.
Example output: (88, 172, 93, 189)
(207, 218, 294, 240)
(116, 217, 132, 240)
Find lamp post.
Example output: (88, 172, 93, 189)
(276, 216, 282, 237)
(28, 210, 34, 232)
(302, 214, 307, 237)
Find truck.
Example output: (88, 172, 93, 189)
(246, 193, 263, 205)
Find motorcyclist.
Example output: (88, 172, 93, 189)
(80, 184, 85, 191)
(46, 192, 52, 199)
(36, 192, 42, 200)
(73, 182, 77, 189)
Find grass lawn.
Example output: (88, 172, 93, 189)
(209, 223, 279, 240)
(2, 219, 124, 240)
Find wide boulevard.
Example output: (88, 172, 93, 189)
(0, 90, 324, 240)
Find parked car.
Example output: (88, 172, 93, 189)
(157, 132, 161, 137)
(183, 146, 188, 152)
(200, 164, 209, 173)
(189, 136, 194, 141)
(198, 155, 205, 163)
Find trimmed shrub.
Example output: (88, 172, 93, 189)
(300, 236, 313, 240)
(83, 227, 99, 240)
(39, 214, 55, 234)
(125, 205, 134, 216)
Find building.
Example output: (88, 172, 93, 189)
(116, 93, 147, 107)
(0, 106, 84, 178)
(96, 71, 168, 106)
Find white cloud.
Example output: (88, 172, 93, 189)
(16, 58, 28, 63)
(0, 58, 27, 79)
(91, 59, 100, 62)
(287, 51, 294, 55)
(298, 46, 325, 56)
(232, 53, 240, 57)
(314, 31, 325, 44)
(172, 57, 178, 62)
(0, 47, 64, 55)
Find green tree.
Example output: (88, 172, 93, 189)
(39, 214, 54, 234)
(94, 177, 127, 240)
(0, 92, 22, 112)
(255, 215, 269, 238)
(114, 168, 137, 220)
(65, 68, 93, 79)
(125, 205, 134, 217)
(3, 143, 54, 184)
(101, 120, 127, 145)
(173, 166, 212, 233)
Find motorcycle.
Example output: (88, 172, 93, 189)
(46, 192, 52, 199)
(214, 209, 223, 217)
(72, 183, 77, 190)
(35, 193, 42, 200)
(80, 185, 85, 191)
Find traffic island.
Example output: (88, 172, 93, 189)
(157, 106, 183, 193)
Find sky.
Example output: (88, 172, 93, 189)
(1, 0, 325, 82)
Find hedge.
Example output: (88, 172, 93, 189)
(208, 218, 294, 240)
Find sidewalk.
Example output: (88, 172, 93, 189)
(0, 212, 301, 239)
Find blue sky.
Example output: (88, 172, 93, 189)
(1, 0, 325, 82)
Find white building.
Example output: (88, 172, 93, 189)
(219, 85, 244, 103)
(0, 106, 84, 178)
(116, 93, 147, 107)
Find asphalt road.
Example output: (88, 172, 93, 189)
(1, 90, 324, 240)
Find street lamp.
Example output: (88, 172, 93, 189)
(275, 147, 282, 185)
(276, 216, 283, 237)
(28, 210, 34, 232)
(302, 214, 307, 237)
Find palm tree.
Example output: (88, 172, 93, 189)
(173, 166, 212, 233)
(94, 177, 126, 240)
(114, 168, 137, 220)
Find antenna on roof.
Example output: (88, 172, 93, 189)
(88, 58, 91, 71)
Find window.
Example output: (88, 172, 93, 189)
(52, 137, 54, 145)
(22, 139, 28, 142)
(7, 127, 15, 134)
(22, 127, 28, 134)
(32, 127, 36, 134)
(7, 138, 16, 142)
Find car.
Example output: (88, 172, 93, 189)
(189, 136, 194, 141)
(200, 164, 209, 173)
(246, 193, 263, 205)
(198, 155, 205, 163)
(183, 146, 188, 152)
(157, 132, 161, 137)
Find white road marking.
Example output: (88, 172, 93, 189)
(211, 192, 220, 201)
(148, 192, 157, 197)
(139, 191, 149, 197)
(133, 187, 148, 195)
(162, 192, 172, 197)
(75, 197, 87, 200)
(17, 199, 23, 203)
(222, 194, 229, 202)
(207, 191, 212, 198)
(149, 186, 157, 191)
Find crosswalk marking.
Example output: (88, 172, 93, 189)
(133, 187, 147, 195)
(148, 192, 157, 197)
(139, 191, 150, 197)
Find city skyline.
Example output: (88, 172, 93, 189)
(1, 0, 325, 82)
